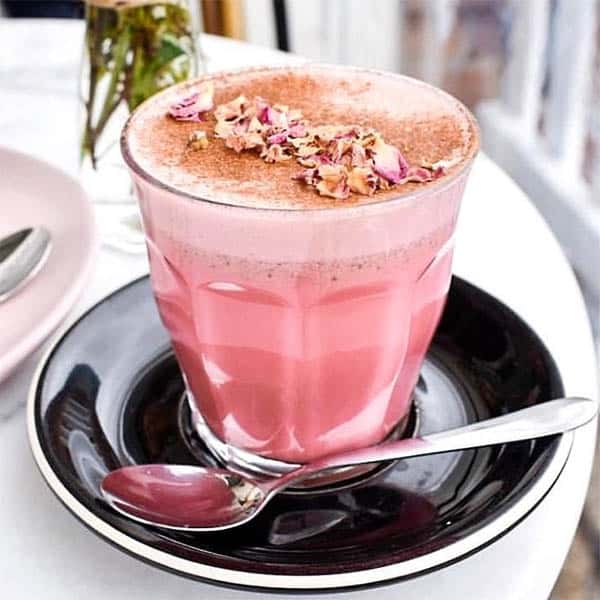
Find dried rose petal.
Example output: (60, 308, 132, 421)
(404, 166, 436, 183)
(169, 98, 195, 117)
(315, 164, 350, 199)
(247, 116, 264, 133)
(350, 143, 369, 167)
(224, 135, 246, 153)
(243, 132, 266, 151)
(295, 143, 322, 159)
(311, 125, 347, 143)
(334, 125, 360, 140)
(377, 176, 391, 191)
(293, 168, 320, 185)
(225, 131, 265, 153)
(398, 165, 446, 184)
(348, 167, 377, 195)
(359, 131, 378, 149)
(289, 134, 315, 149)
(214, 94, 247, 121)
(298, 153, 335, 167)
(233, 119, 250, 135)
(262, 144, 291, 163)
(272, 110, 289, 130)
(297, 155, 318, 167)
(267, 131, 288, 145)
(317, 181, 349, 200)
(198, 91, 444, 201)
(318, 154, 335, 165)
(257, 105, 272, 124)
(287, 123, 307, 138)
(298, 156, 316, 167)
(421, 153, 460, 172)
(370, 138, 409, 184)
(214, 119, 236, 139)
(168, 82, 214, 122)
(171, 95, 196, 108)
(169, 107, 203, 122)
(339, 153, 354, 168)
(328, 138, 353, 163)
(258, 105, 288, 130)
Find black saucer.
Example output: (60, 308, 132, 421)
(28, 276, 571, 592)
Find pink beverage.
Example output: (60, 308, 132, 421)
(122, 66, 478, 468)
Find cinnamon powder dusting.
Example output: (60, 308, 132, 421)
(128, 67, 478, 209)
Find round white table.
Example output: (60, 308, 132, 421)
(0, 19, 597, 600)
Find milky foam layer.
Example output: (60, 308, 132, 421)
(124, 65, 478, 210)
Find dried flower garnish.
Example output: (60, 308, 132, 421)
(315, 164, 350, 199)
(214, 94, 247, 121)
(293, 168, 320, 186)
(225, 131, 264, 153)
(400, 166, 439, 183)
(167, 87, 452, 201)
(348, 167, 377, 195)
(350, 143, 369, 167)
(288, 123, 307, 138)
(262, 143, 292, 163)
(312, 125, 354, 143)
(328, 138, 353, 163)
(267, 132, 288, 145)
(295, 146, 321, 161)
(421, 149, 462, 173)
(370, 137, 410, 184)
(168, 82, 214, 122)
(214, 119, 235, 139)
(187, 130, 208, 150)
(259, 105, 288, 129)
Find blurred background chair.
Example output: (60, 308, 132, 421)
(478, 0, 599, 296)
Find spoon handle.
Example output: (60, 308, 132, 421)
(287, 397, 597, 484)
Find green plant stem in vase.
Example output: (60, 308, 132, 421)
(80, 0, 198, 204)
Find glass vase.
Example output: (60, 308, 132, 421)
(79, 0, 201, 250)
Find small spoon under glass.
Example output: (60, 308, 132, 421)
(101, 396, 597, 532)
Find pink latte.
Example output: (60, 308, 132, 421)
(123, 66, 478, 464)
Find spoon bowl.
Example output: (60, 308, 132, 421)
(102, 465, 267, 529)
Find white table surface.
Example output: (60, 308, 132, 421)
(0, 19, 597, 600)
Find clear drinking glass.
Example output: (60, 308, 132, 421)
(122, 66, 479, 476)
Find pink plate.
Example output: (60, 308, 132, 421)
(0, 147, 97, 381)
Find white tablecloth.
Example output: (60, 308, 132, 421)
(0, 19, 597, 600)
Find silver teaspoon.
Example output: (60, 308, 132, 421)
(101, 397, 597, 531)
(0, 227, 52, 303)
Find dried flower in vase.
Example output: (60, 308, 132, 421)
(81, 0, 197, 170)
